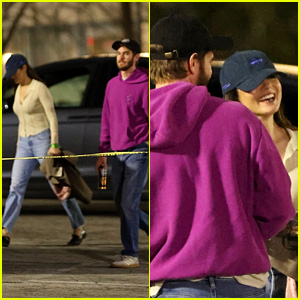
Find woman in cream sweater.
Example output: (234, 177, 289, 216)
(2, 54, 86, 247)
(220, 50, 298, 298)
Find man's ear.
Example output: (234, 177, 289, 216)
(187, 53, 200, 75)
(134, 53, 140, 63)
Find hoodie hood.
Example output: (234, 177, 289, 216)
(119, 66, 149, 84)
(150, 81, 209, 148)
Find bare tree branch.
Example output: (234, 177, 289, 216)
(3, 3, 29, 51)
(2, 2, 148, 56)
(2, 2, 17, 19)
(97, 3, 119, 22)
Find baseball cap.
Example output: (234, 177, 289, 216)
(112, 38, 141, 53)
(4, 54, 28, 78)
(150, 14, 233, 60)
(220, 50, 285, 95)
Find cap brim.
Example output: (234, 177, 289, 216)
(238, 69, 286, 92)
(209, 36, 234, 50)
(4, 68, 17, 79)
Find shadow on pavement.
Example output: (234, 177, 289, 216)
(3, 247, 149, 275)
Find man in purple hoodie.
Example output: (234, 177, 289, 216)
(95, 39, 149, 268)
(150, 15, 295, 297)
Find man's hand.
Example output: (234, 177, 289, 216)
(95, 156, 107, 172)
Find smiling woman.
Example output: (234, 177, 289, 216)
(236, 76, 283, 127)
(220, 50, 297, 149)
(220, 50, 298, 298)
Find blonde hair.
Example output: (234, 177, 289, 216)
(150, 51, 207, 85)
(150, 59, 187, 85)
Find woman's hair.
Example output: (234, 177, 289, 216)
(150, 50, 208, 85)
(224, 89, 297, 130)
(25, 64, 46, 84)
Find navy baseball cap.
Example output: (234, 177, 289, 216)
(4, 54, 28, 78)
(112, 38, 141, 53)
(150, 14, 233, 60)
(220, 50, 285, 95)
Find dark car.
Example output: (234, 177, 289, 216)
(2, 54, 149, 199)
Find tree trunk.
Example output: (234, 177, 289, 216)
(120, 3, 133, 39)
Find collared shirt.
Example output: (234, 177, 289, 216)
(268, 128, 298, 280)
(283, 129, 298, 210)
(13, 79, 59, 144)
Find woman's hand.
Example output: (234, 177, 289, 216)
(48, 146, 61, 156)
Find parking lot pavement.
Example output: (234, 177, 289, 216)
(2, 199, 149, 298)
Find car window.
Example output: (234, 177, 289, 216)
(49, 74, 89, 107)
(3, 86, 15, 100)
(2, 84, 15, 112)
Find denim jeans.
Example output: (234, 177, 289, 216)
(2, 129, 85, 233)
(155, 277, 267, 298)
(111, 142, 149, 257)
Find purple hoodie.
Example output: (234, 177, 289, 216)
(99, 67, 149, 152)
(150, 81, 295, 282)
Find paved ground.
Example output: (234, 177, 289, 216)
(2, 199, 149, 298)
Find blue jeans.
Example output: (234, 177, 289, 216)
(155, 277, 267, 298)
(111, 143, 149, 257)
(2, 129, 85, 233)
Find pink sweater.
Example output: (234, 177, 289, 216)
(99, 67, 149, 152)
(150, 81, 295, 282)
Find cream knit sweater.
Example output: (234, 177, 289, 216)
(13, 79, 59, 144)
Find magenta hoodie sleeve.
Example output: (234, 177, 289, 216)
(253, 125, 295, 240)
(98, 91, 111, 153)
(142, 87, 149, 119)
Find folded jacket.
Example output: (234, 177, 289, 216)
(40, 149, 92, 204)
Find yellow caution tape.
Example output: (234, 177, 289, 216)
(2, 151, 148, 161)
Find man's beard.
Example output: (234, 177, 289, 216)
(117, 57, 134, 71)
(196, 68, 211, 86)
